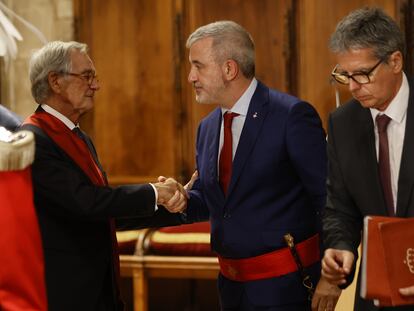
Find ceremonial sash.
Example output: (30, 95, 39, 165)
(218, 233, 320, 282)
(24, 111, 105, 186)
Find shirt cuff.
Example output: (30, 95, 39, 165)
(149, 183, 158, 211)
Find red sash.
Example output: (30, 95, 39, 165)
(24, 111, 105, 186)
(24, 110, 122, 304)
(218, 234, 320, 282)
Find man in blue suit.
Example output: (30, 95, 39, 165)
(184, 21, 327, 310)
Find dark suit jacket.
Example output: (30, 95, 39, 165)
(0, 104, 21, 131)
(21, 121, 182, 311)
(186, 81, 327, 308)
(323, 79, 414, 311)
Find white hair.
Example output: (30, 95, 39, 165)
(29, 41, 88, 103)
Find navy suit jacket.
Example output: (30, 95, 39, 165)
(186, 81, 327, 307)
(0, 105, 21, 131)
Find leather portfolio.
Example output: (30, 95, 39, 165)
(360, 216, 414, 307)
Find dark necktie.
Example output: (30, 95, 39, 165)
(376, 114, 394, 216)
(219, 112, 239, 195)
(73, 127, 120, 302)
(73, 127, 106, 180)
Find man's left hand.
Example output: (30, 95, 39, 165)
(311, 276, 342, 311)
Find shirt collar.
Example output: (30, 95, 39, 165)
(41, 104, 78, 130)
(221, 78, 258, 116)
(370, 73, 409, 124)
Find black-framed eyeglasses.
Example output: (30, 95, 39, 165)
(331, 59, 383, 85)
(64, 71, 99, 85)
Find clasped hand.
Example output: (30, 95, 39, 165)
(153, 171, 198, 213)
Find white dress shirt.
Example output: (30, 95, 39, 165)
(218, 78, 258, 166)
(42, 104, 77, 130)
(370, 73, 409, 213)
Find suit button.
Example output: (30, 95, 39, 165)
(223, 213, 231, 219)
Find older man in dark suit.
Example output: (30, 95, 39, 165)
(313, 7, 414, 311)
(21, 41, 186, 311)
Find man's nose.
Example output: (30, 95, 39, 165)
(348, 78, 361, 92)
(188, 69, 197, 83)
(90, 78, 100, 91)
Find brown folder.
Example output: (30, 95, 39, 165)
(360, 216, 414, 307)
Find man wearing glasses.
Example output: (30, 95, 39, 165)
(20, 41, 187, 311)
(312, 7, 414, 311)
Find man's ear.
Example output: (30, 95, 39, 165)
(48, 72, 62, 93)
(389, 51, 403, 73)
(222, 59, 239, 80)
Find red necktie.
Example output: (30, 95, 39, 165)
(376, 114, 394, 216)
(219, 112, 239, 195)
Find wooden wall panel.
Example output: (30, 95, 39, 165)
(184, 0, 291, 90)
(76, 0, 179, 184)
(401, 0, 414, 75)
(74, 0, 408, 185)
(296, 0, 400, 128)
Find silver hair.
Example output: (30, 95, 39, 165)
(186, 20, 255, 79)
(29, 41, 88, 104)
(329, 7, 405, 61)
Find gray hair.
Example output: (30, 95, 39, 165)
(29, 41, 88, 104)
(186, 20, 255, 79)
(330, 7, 404, 61)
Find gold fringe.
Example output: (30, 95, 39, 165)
(0, 128, 35, 171)
(116, 230, 143, 242)
(151, 231, 210, 244)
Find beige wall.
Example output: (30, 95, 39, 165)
(0, 0, 74, 118)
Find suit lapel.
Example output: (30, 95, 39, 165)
(206, 109, 225, 201)
(397, 82, 414, 216)
(227, 82, 269, 196)
(357, 108, 389, 215)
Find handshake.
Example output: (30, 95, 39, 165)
(152, 171, 197, 213)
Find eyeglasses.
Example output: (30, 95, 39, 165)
(64, 71, 99, 85)
(331, 59, 383, 85)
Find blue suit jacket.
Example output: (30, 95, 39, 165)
(187, 81, 327, 307)
(0, 105, 21, 131)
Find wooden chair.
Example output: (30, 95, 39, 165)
(118, 223, 219, 311)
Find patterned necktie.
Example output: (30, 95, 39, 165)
(219, 112, 239, 195)
(376, 114, 394, 216)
